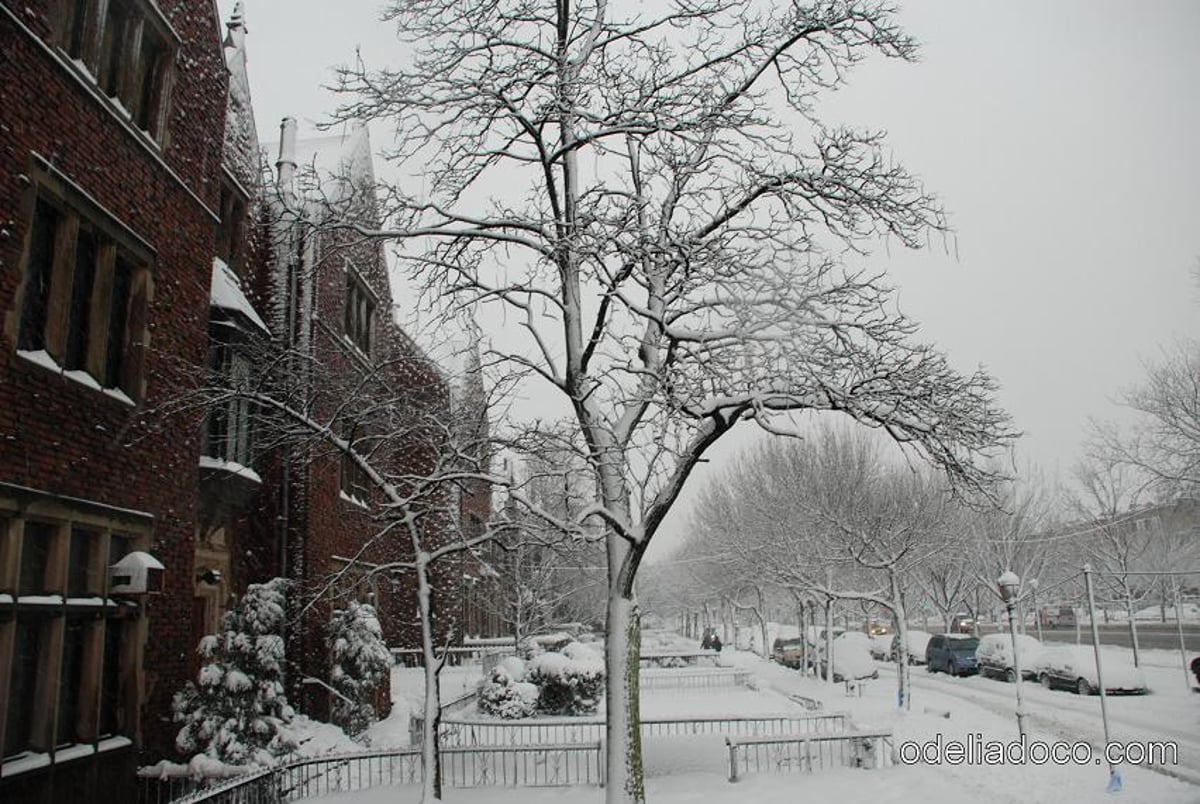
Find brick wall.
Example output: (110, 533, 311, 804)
(0, 0, 230, 774)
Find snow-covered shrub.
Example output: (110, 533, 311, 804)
(477, 656, 538, 719)
(516, 631, 573, 660)
(527, 645, 605, 715)
(328, 601, 393, 736)
(173, 579, 297, 766)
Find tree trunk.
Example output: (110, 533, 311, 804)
(1125, 586, 1142, 667)
(824, 597, 834, 684)
(890, 570, 911, 710)
(416, 557, 443, 801)
(604, 592, 644, 804)
(796, 596, 807, 673)
(756, 587, 769, 658)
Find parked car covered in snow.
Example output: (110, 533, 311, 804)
(925, 633, 979, 676)
(772, 637, 806, 669)
(975, 633, 1043, 682)
(813, 631, 879, 682)
(889, 630, 932, 664)
(869, 635, 892, 660)
(1032, 645, 1147, 695)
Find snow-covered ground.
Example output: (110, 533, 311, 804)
(288, 638, 1199, 803)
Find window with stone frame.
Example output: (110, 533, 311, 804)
(343, 269, 374, 357)
(16, 167, 152, 401)
(203, 332, 255, 468)
(53, 0, 177, 142)
(0, 506, 145, 770)
(215, 180, 247, 276)
(339, 421, 372, 506)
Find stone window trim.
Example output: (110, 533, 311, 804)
(338, 422, 373, 510)
(49, 0, 180, 145)
(9, 158, 155, 404)
(203, 329, 256, 469)
(0, 485, 152, 772)
(342, 264, 376, 360)
(215, 176, 250, 277)
(0, 4, 217, 225)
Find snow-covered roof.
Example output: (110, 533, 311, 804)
(211, 257, 269, 334)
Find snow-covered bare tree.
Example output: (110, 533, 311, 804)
(964, 467, 1063, 624)
(916, 535, 975, 634)
(1088, 337, 1200, 498)
(478, 446, 607, 640)
(329, 1, 1016, 798)
(1070, 457, 1155, 666)
(683, 425, 963, 707)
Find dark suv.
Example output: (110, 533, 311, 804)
(925, 634, 979, 676)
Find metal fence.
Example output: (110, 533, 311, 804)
(639, 650, 720, 668)
(640, 712, 850, 739)
(441, 742, 604, 787)
(638, 667, 751, 690)
(422, 712, 851, 747)
(141, 743, 604, 804)
(725, 730, 896, 781)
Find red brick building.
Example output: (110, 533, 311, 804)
(0, 1, 233, 801)
(256, 118, 498, 711)
(0, 3, 492, 801)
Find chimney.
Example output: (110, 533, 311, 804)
(276, 117, 298, 196)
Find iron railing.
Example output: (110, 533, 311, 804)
(141, 743, 604, 804)
(638, 667, 750, 690)
(638, 650, 719, 668)
(725, 730, 895, 781)
(420, 712, 851, 747)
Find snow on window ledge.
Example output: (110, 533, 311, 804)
(340, 333, 372, 366)
(1, 736, 133, 778)
(339, 489, 369, 510)
(16, 350, 135, 407)
(17, 594, 65, 606)
(199, 455, 262, 483)
(1, 751, 51, 777)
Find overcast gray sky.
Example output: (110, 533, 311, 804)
(220, 0, 1200, 556)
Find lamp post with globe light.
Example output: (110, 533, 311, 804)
(998, 571, 1028, 741)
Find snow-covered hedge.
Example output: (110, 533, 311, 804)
(328, 601, 393, 737)
(478, 644, 605, 718)
(478, 657, 540, 719)
(173, 579, 297, 766)
(526, 642, 605, 716)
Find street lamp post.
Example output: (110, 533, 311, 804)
(998, 571, 1029, 741)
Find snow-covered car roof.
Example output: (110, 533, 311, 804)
(1033, 645, 1147, 690)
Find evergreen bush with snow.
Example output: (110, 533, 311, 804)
(172, 578, 297, 766)
(478, 656, 540, 719)
(328, 601, 393, 736)
(526, 642, 605, 716)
